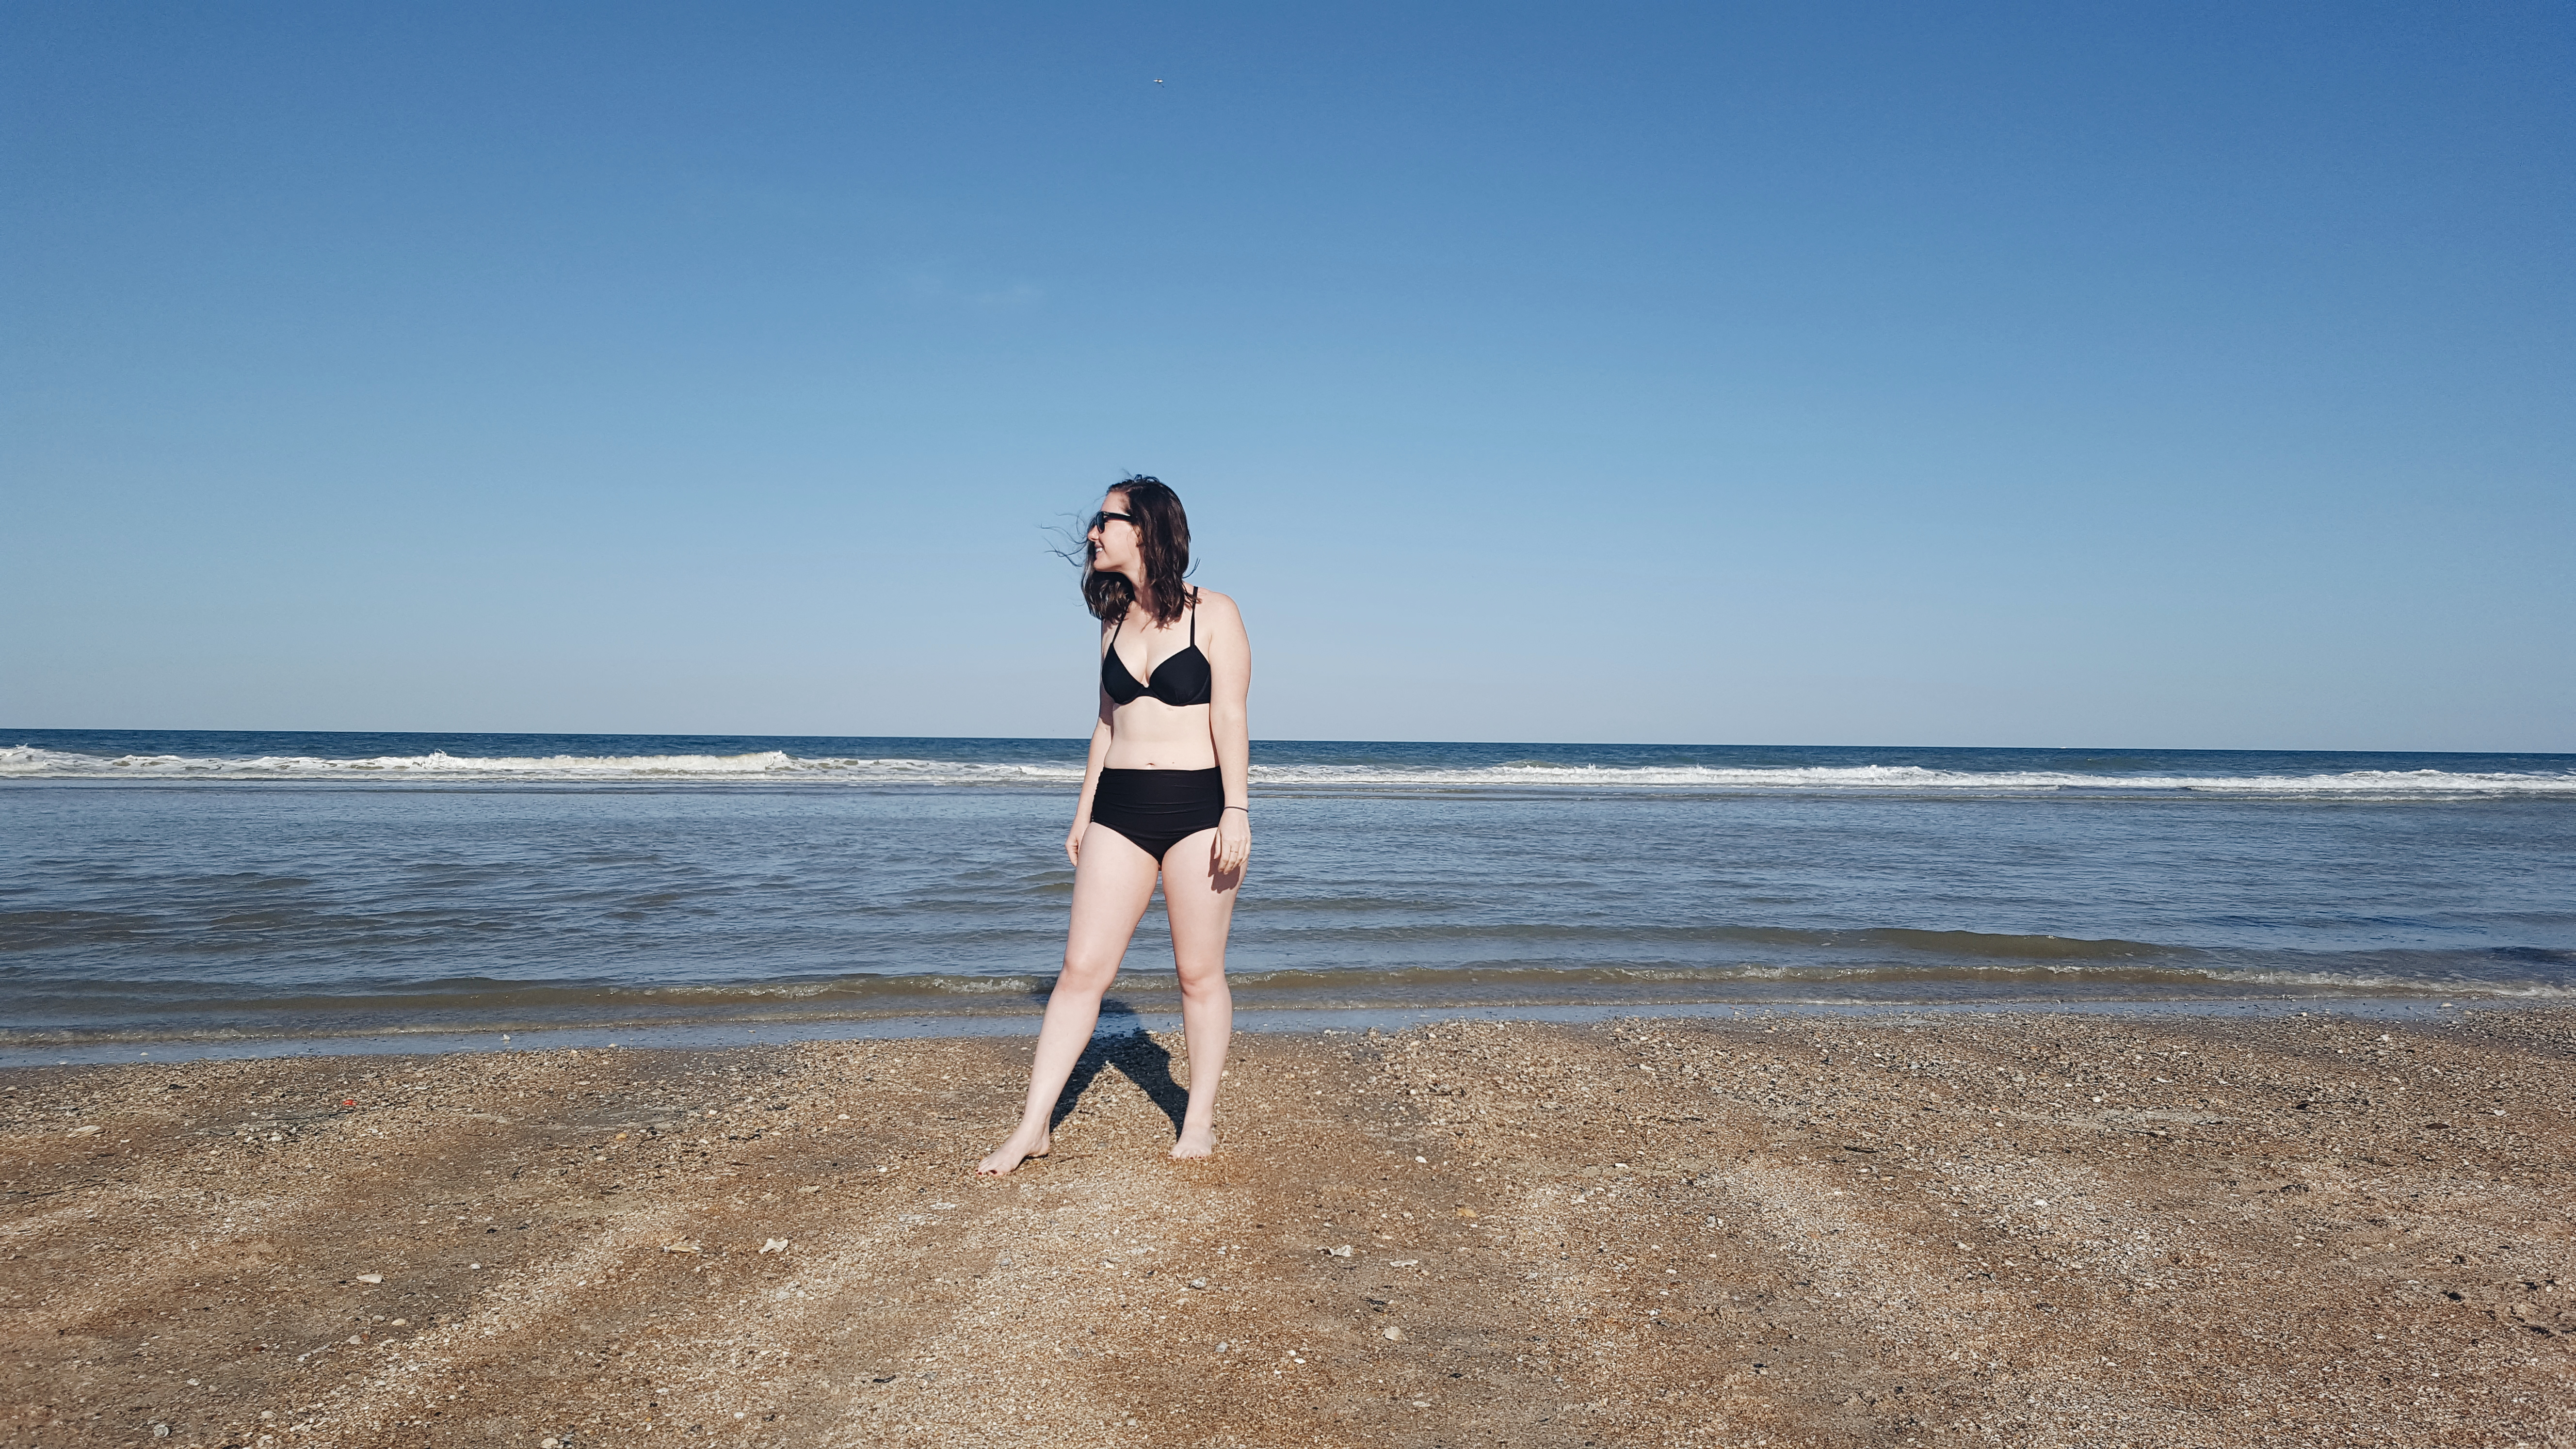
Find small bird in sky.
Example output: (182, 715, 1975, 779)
(1153, 78, 1164, 84)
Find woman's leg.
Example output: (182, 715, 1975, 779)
(1160, 827, 1242, 1159)
(976, 824, 1160, 1175)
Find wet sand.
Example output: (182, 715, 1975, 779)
(4, 1007, 2570, 1448)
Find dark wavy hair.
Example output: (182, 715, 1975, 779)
(1081, 475, 1194, 625)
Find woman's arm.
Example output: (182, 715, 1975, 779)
(1068, 702, 1114, 864)
(1202, 591, 1253, 874)
(1068, 620, 1120, 864)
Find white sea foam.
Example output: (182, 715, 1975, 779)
(1245, 762, 2576, 796)
(0, 746, 1082, 785)
(7, 743, 2574, 795)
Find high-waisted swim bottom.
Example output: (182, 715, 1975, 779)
(1090, 767, 1225, 862)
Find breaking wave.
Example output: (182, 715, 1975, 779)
(7, 745, 2572, 797)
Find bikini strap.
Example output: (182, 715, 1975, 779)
(1189, 589, 1198, 644)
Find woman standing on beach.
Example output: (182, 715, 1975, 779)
(978, 477, 1252, 1174)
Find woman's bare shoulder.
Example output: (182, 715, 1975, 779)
(1192, 587, 1243, 619)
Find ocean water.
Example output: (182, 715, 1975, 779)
(4, 730, 2573, 1058)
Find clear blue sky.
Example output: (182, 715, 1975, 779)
(5, 2, 2568, 749)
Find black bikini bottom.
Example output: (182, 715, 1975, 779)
(1091, 767, 1224, 862)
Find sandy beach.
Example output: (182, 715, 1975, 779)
(4, 1007, 2570, 1448)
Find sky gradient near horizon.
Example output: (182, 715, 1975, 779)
(5, 2, 2570, 750)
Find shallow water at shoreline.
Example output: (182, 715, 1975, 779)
(0, 995, 2474, 1067)
(6, 730, 2573, 1054)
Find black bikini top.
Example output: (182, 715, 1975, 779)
(1102, 592, 1212, 708)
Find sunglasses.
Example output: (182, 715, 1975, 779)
(1088, 510, 1136, 532)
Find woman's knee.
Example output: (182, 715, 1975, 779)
(1174, 960, 1229, 998)
(1055, 957, 1120, 997)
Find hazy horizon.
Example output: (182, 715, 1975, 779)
(8, 726, 2571, 761)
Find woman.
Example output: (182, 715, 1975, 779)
(978, 477, 1252, 1174)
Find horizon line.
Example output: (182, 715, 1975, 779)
(6, 727, 2571, 759)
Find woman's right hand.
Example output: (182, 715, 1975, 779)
(1065, 820, 1087, 866)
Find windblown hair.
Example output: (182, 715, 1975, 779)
(1082, 475, 1194, 625)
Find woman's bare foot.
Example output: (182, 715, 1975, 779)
(977, 1126, 1051, 1175)
(1170, 1120, 1217, 1160)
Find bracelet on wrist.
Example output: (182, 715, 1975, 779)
(1222, 805, 1249, 814)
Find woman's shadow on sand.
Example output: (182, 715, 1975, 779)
(1046, 997, 1190, 1136)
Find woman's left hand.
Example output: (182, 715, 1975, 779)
(1215, 809, 1251, 876)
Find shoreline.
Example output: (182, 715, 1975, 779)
(0, 992, 2507, 1067)
(5, 1005, 2570, 1446)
